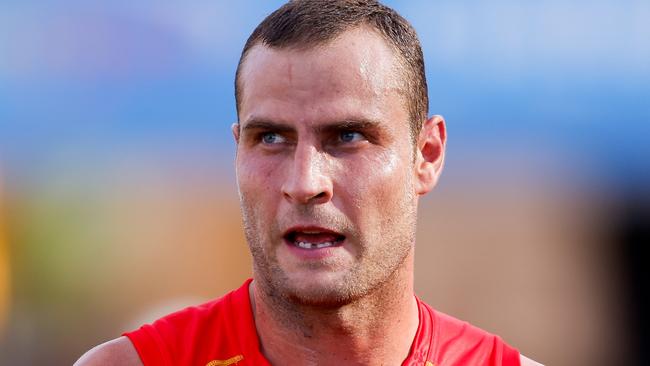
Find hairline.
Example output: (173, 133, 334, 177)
(235, 24, 419, 142)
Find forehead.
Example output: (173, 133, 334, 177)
(237, 27, 407, 126)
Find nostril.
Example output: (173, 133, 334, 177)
(281, 168, 332, 203)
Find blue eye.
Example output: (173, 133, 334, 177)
(340, 131, 363, 143)
(261, 132, 284, 144)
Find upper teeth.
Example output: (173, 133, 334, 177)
(297, 241, 333, 249)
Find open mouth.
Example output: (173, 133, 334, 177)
(284, 228, 346, 249)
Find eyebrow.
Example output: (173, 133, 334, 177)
(315, 119, 383, 134)
(241, 119, 295, 133)
(241, 118, 385, 134)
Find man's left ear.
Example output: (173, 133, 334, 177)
(415, 115, 446, 195)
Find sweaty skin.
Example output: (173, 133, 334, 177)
(236, 27, 422, 307)
(233, 27, 443, 366)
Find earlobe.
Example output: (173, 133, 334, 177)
(415, 115, 446, 195)
(232, 123, 241, 143)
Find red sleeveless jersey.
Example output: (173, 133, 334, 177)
(124, 279, 520, 366)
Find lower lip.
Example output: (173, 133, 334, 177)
(283, 238, 344, 260)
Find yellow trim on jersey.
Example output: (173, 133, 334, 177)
(206, 355, 244, 366)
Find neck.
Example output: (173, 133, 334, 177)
(250, 253, 419, 366)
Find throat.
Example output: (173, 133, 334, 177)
(250, 276, 419, 366)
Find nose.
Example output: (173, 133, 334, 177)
(281, 143, 333, 205)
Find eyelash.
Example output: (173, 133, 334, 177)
(255, 130, 367, 147)
(260, 132, 285, 144)
(339, 130, 364, 143)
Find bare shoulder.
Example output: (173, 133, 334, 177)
(74, 336, 143, 366)
(520, 354, 544, 366)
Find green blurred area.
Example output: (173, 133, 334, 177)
(1, 160, 252, 364)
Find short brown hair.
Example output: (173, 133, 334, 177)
(235, 0, 429, 141)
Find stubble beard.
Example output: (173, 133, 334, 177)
(239, 196, 418, 310)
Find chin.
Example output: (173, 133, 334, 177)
(286, 285, 358, 308)
(280, 271, 369, 308)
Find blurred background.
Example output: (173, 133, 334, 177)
(0, 0, 648, 365)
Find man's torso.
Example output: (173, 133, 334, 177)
(124, 279, 520, 366)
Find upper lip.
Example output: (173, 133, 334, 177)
(282, 225, 345, 240)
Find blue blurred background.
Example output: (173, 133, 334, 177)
(1, 1, 648, 365)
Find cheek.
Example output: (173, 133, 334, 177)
(237, 154, 284, 217)
(335, 151, 412, 216)
(358, 150, 409, 188)
(238, 153, 282, 189)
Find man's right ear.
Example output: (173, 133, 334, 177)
(232, 123, 240, 143)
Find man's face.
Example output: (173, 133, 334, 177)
(235, 28, 420, 306)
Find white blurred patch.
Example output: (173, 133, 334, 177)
(0, 1, 280, 80)
(398, 0, 650, 79)
(0, 1, 647, 80)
